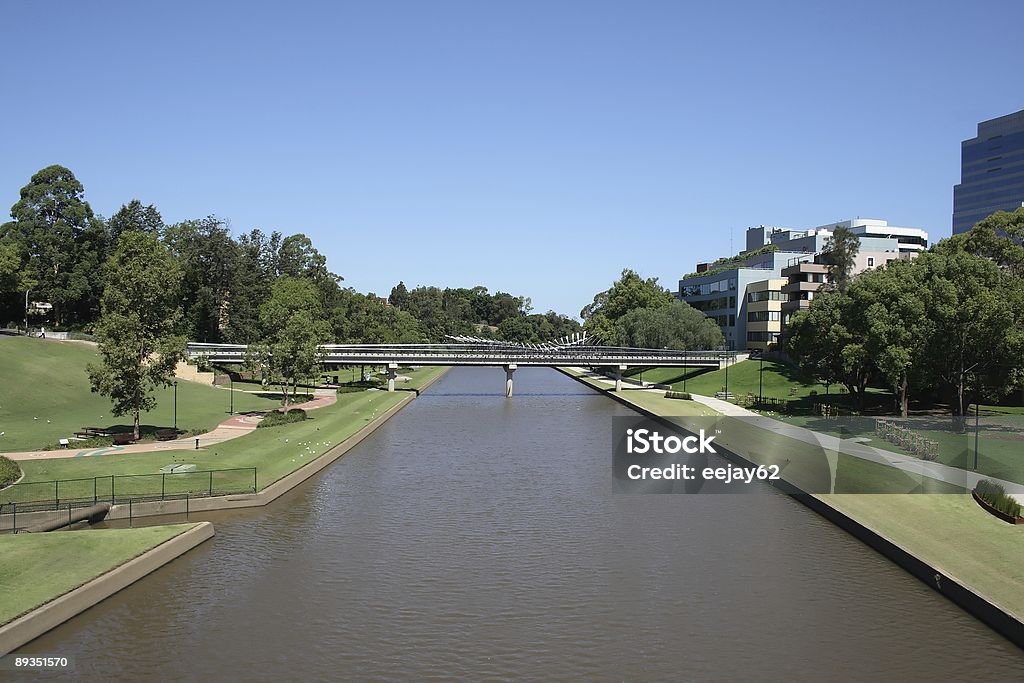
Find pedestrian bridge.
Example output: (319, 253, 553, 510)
(186, 340, 732, 397)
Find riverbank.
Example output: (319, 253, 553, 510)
(3, 367, 450, 527)
(558, 367, 1024, 648)
(0, 522, 213, 654)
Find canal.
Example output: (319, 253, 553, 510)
(18, 367, 1024, 680)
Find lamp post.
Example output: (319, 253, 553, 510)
(974, 395, 981, 471)
(229, 374, 234, 415)
(758, 352, 764, 403)
(24, 289, 29, 334)
(173, 381, 178, 431)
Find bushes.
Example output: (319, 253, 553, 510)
(665, 391, 692, 400)
(975, 479, 1022, 519)
(0, 455, 21, 487)
(257, 408, 308, 428)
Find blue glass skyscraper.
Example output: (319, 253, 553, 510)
(952, 108, 1024, 234)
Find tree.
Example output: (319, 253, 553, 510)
(108, 200, 164, 247)
(87, 232, 185, 440)
(582, 269, 675, 343)
(820, 226, 860, 292)
(164, 217, 240, 342)
(259, 277, 331, 405)
(389, 281, 410, 309)
(914, 250, 1019, 428)
(617, 300, 724, 350)
(786, 290, 874, 410)
(0, 165, 106, 325)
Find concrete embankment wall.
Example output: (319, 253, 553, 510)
(556, 367, 1024, 649)
(0, 522, 215, 655)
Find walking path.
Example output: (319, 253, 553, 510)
(569, 367, 1024, 502)
(4, 389, 338, 462)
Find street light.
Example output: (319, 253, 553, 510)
(229, 374, 234, 415)
(173, 381, 178, 431)
(758, 351, 764, 403)
(974, 395, 981, 471)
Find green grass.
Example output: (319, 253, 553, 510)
(0, 524, 195, 626)
(575, 369, 1024, 620)
(0, 336, 283, 452)
(0, 455, 20, 487)
(627, 360, 835, 401)
(775, 413, 1024, 486)
(0, 367, 448, 504)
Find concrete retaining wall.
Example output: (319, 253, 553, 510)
(0, 522, 214, 655)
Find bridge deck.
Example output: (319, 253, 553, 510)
(186, 343, 730, 368)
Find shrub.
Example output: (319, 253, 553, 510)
(665, 391, 692, 400)
(975, 479, 1022, 518)
(337, 386, 367, 394)
(0, 455, 22, 487)
(257, 408, 308, 428)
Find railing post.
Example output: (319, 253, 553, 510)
(253, 468, 257, 493)
(162, 473, 166, 499)
(94, 477, 98, 505)
(111, 474, 115, 503)
(209, 470, 213, 497)
(12, 503, 16, 534)
(54, 479, 59, 506)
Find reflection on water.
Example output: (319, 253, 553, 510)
(15, 367, 1024, 681)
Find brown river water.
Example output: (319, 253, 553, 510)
(14, 367, 1024, 681)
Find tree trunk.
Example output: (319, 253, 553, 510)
(133, 411, 140, 441)
(898, 374, 909, 418)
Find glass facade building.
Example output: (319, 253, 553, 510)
(952, 108, 1024, 235)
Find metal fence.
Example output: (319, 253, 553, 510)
(0, 467, 257, 520)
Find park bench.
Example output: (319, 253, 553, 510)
(111, 433, 135, 446)
(156, 428, 179, 441)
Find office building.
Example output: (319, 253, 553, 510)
(952, 108, 1024, 235)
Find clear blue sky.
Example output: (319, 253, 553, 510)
(1, 0, 1021, 317)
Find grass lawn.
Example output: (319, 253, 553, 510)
(626, 360, 899, 411)
(0, 524, 195, 626)
(0, 336, 282, 452)
(776, 413, 1024, 486)
(578, 371, 1024, 621)
(1, 367, 448, 504)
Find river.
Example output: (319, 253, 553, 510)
(17, 367, 1024, 680)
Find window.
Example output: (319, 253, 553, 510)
(867, 257, 874, 267)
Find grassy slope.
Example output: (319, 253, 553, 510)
(569, 369, 1024, 620)
(0, 524, 194, 626)
(0, 336, 284, 452)
(2, 367, 448, 503)
(626, 360, 834, 400)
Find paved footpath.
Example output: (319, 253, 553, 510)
(3, 388, 338, 462)
(570, 367, 1024, 503)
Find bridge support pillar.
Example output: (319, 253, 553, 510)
(615, 365, 627, 392)
(504, 364, 517, 398)
(387, 363, 398, 392)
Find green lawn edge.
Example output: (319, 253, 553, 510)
(2, 367, 449, 504)
(0, 523, 197, 626)
(561, 366, 1024, 620)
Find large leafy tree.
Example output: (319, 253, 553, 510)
(581, 269, 675, 343)
(820, 226, 860, 292)
(616, 300, 724, 350)
(0, 165, 107, 325)
(108, 200, 164, 248)
(164, 217, 240, 342)
(786, 290, 874, 409)
(259, 277, 332, 405)
(87, 232, 185, 439)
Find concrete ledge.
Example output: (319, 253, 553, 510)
(556, 366, 1024, 649)
(0, 522, 214, 655)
